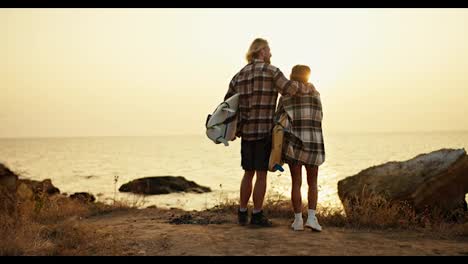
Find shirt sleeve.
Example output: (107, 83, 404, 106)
(272, 69, 298, 96)
(224, 76, 237, 101)
(272, 69, 316, 96)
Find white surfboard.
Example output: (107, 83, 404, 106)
(206, 93, 240, 146)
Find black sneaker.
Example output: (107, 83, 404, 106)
(238, 209, 248, 226)
(250, 210, 273, 227)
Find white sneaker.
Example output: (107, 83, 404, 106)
(305, 215, 322, 232)
(290, 218, 304, 231)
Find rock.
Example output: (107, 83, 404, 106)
(0, 163, 18, 190)
(69, 192, 96, 203)
(0, 184, 17, 216)
(0, 163, 65, 216)
(119, 176, 211, 195)
(16, 182, 34, 201)
(0, 163, 18, 215)
(17, 178, 60, 197)
(337, 148, 468, 214)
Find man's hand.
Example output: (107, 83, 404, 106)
(286, 83, 298, 97)
(303, 83, 319, 95)
(307, 83, 320, 95)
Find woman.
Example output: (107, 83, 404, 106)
(275, 65, 325, 231)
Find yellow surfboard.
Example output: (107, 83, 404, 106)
(268, 113, 288, 172)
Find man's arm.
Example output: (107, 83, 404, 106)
(224, 76, 237, 101)
(272, 69, 317, 96)
(274, 96, 285, 122)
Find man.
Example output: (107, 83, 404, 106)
(224, 38, 316, 227)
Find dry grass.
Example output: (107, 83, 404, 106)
(0, 167, 152, 256)
(0, 216, 101, 256)
(339, 191, 468, 235)
(210, 189, 468, 237)
(0, 186, 138, 256)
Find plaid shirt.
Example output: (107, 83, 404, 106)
(224, 59, 313, 141)
(276, 94, 325, 166)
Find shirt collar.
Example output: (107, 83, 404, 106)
(251, 59, 265, 64)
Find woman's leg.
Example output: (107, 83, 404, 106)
(289, 163, 303, 214)
(305, 165, 319, 210)
(304, 165, 322, 231)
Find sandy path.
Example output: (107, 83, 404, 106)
(85, 208, 468, 256)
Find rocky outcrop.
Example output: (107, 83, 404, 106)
(70, 192, 96, 203)
(0, 163, 18, 190)
(16, 178, 60, 198)
(119, 176, 211, 195)
(0, 164, 18, 216)
(337, 148, 468, 213)
(1, 162, 61, 206)
(0, 162, 100, 221)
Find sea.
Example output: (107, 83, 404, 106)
(1, 131, 467, 211)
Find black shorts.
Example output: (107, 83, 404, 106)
(241, 136, 272, 171)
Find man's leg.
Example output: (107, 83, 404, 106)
(249, 137, 272, 227)
(250, 169, 272, 227)
(240, 138, 255, 210)
(240, 170, 255, 209)
(252, 136, 271, 211)
(252, 170, 267, 212)
(238, 170, 255, 225)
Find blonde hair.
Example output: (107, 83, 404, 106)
(290, 65, 311, 84)
(245, 38, 269, 63)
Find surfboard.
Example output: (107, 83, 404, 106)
(206, 93, 240, 146)
(268, 113, 288, 172)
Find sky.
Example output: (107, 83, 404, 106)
(2, 8, 468, 138)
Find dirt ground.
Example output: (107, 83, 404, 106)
(84, 208, 468, 256)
